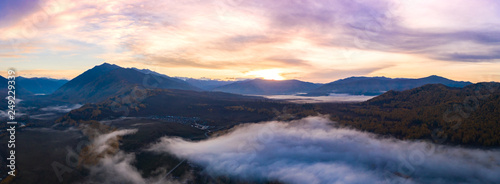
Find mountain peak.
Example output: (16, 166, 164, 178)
(100, 62, 116, 66)
(95, 62, 120, 69)
(422, 75, 447, 80)
(86, 63, 121, 74)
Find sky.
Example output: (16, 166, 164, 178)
(1, 0, 500, 82)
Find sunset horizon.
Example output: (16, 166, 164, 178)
(1, 0, 500, 83)
(0, 62, 493, 84)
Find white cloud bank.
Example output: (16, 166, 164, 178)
(81, 129, 189, 184)
(260, 94, 376, 103)
(40, 104, 83, 113)
(149, 116, 500, 184)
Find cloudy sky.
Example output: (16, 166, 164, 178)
(1, 0, 500, 82)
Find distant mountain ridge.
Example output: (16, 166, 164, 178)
(213, 79, 321, 95)
(177, 77, 235, 90)
(1, 75, 35, 110)
(17, 77, 68, 94)
(50, 63, 199, 103)
(0, 75, 7, 91)
(33, 63, 475, 102)
(0, 75, 33, 96)
(0, 76, 8, 110)
(306, 75, 472, 96)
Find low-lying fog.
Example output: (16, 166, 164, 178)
(88, 116, 500, 184)
(259, 94, 375, 103)
(0, 104, 82, 120)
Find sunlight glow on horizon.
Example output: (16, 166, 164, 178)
(245, 69, 286, 80)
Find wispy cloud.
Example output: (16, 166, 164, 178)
(81, 128, 190, 184)
(40, 104, 83, 113)
(1, 0, 500, 82)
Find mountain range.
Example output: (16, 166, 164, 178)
(14, 63, 475, 105)
(306, 75, 472, 96)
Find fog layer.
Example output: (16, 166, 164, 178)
(150, 116, 500, 184)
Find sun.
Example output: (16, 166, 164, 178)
(245, 69, 285, 80)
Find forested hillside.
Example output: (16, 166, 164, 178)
(320, 83, 500, 147)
